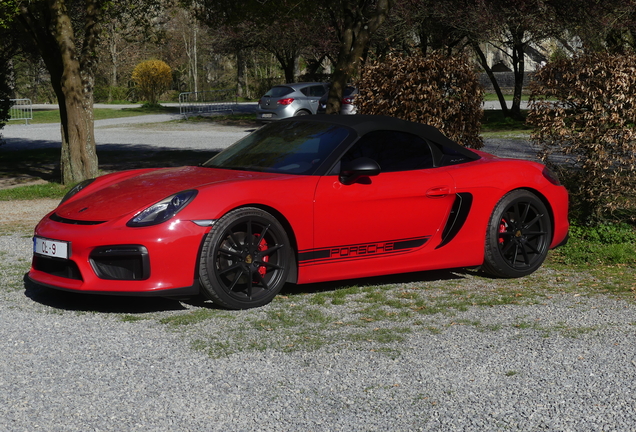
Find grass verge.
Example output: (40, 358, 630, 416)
(24, 105, 179, 124)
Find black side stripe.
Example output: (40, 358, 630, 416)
(299, 236, 429, 265)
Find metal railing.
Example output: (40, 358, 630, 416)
(8, 98, 33, 124)
(179, 89, 238, 118)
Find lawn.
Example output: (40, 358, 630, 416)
(21, 104, 180, 125)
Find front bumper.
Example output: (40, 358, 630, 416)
(28, 214, 209, 296)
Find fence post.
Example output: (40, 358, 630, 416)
(8, 99, 33, 125)
(178, 89, 238, 119)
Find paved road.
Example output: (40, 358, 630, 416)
(1, 113, 253, 152)
(2, 102, 537, 161)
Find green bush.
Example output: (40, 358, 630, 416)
(355, 51, 484, 149)
(527, 53, 636, 223)
(552, 223, 636, 266)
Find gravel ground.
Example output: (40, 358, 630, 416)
(2, 225, 636, 431)
(2, 116, 636, 431)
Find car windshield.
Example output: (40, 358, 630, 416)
(203, 121, 351, 175)
(264, 86, 294, 98)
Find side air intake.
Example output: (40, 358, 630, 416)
(437, 193, 473, 249)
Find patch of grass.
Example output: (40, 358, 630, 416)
(0, 182, 70, 200)
(26, 105, 179, 124)
(481, 109, 531, 132)
(0, 256, 30, 292)
(347, 327, 411, 344)
(120, 314, 148, 323)
(483, 93, 531, 102)
(183, 113, 258, 127)
(160, 308, 231, 326)
(550, 223, 636, 266)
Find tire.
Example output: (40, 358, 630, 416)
(199, 207, 291, 309)
(294, 110, 310, 116)
(482, 190, 552, 278)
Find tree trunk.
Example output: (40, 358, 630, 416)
(472, 42, 509, 117)
(107, 24, 118, 102)
(17, 0, 99, 185)
(274, 50, 298, 83)
(236, 49, 247, 98)
(52, 2, 98, 184)
(326, 0, 393, 115)
(510, 28, 526, 121)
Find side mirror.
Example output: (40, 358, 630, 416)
(339, 157, 381, 185)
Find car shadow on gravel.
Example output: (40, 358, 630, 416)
(23, 275, 191, 313)
(280, 267, 473, 297)
(22, 268, 475, 313)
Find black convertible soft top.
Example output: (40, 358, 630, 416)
(281, 114, 480, 162)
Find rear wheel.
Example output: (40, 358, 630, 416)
(294, 110, 310, 116)
(199, 207, 291, 309)
(483, 190, 552, 278)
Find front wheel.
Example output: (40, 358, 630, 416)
(483, 190, 552, 278)
(199, 207, 291, 309)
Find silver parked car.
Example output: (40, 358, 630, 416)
(317, 86, 358, 115)
(256, 82, 328, 121)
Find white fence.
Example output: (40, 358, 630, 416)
(179, 89, 238, 118)
(8, 98, 33, 124)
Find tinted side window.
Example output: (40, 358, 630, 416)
(301, 85, 328, 97)
(342, 130, 434, 172)
(307, 85, 327, 97)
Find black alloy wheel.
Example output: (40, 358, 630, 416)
(483, 190, 552, 278)
(199, 207, 291, 309)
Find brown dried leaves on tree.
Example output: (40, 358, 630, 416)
(528, 53, 636, 221)
(355, 51, 484, 149)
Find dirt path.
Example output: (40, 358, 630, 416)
(0, 199, 58, 228)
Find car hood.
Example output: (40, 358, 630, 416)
(55, 166, 279, 222)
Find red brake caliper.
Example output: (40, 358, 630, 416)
(255, 234, 269, 278)
(498, 219, 508, 244)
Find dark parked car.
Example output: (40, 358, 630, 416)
(317, 86, 358, 115)
(256, 82, 328, 121)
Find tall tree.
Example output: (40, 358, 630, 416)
(2, 0, 162, 184)
(400, 0, 560, 119)
(12, 1, 103, 184)
(191, 0, 322, 89)
(323, 0, 394, 114)
(0, 28, 16, 145)
(549, 0, 636, 54)
(191, 0, 268, 96)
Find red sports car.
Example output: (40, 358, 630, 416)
(29, 115, 569, 309)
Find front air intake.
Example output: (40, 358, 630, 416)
(89, 245, 150, 280)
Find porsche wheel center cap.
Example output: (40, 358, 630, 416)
(245, 255, 253, 264)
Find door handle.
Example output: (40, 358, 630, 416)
(426, 186, 451, 198)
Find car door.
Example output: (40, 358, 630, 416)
(305, 130, 457, 280)
(300, 85, 327, 114)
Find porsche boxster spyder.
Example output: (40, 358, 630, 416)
(29, 115, 569, 309)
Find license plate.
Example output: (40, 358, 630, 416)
(261, 113, 273, 118)
(34, 237, 70, 259)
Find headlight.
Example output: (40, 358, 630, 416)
(127, 190, 198, 227)
(60, 178, 95, 204)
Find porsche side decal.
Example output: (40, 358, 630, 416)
(298, 236, 429, 265)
